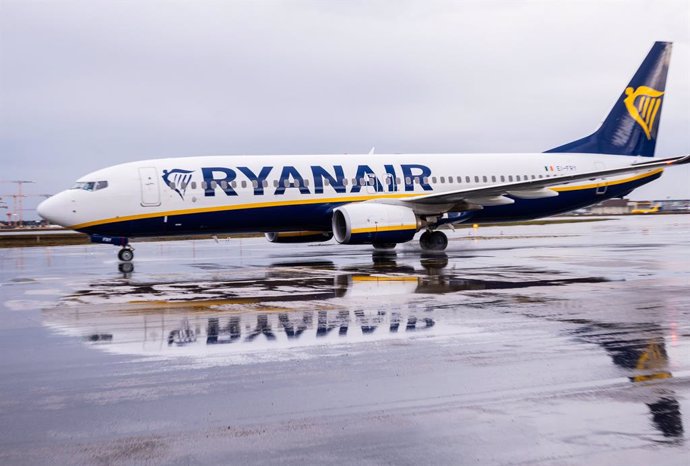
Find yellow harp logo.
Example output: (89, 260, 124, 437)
(624, 86, 664, 140)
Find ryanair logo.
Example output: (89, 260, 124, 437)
(162, 169, 193, 200)
(623, 86, 664, 140)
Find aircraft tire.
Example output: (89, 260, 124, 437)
(118, 248, 134, 262)
(419, 231, 432, 250)
(420, 230, 447, 251)
(429, 231, 448, 251)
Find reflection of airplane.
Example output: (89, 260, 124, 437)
(573, 323, 683, 440)
(44, 256, 609, 358)
(37, 42, 689, 262)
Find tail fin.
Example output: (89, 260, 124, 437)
(547, 41, 672, 157)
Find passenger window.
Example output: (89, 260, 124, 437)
(211, 181, 217, 188)
(396, 177, 401, 184)
(295, 180, 301, 188)
(304, 179, 309, 187)
(273, 180, 278, 187)
(508, 176, 513, 182)
(241, 181, 247, 188)
(405, 177, 411, 185)
(500, 175, 505, 182)
(491, 176, 496, 182)
(465, 176, 471, 183)
(262, 180, 268, 188)
(440, 176, 445, 183)
(343, 178, 349, 186)
(252, 180, 258, 188)
(324, 178, 330, 186)
(201, 181, 207, 189)
(430, 177, 436, 184)
(538, 175, 543, 179)
(191, 181, 197, 189)
(231, 180, 237, 188)
(516, 175, 521, 181)
(169, 182, 176, 190)
(220, 180, 228, 189)
(531, 175, 536, 180)
(457, 176, 462, 183)
(482, 176, 488, 183)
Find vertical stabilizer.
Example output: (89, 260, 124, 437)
(547, 42, 672, 157)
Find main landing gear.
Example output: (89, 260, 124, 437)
(419, 230, 448, 251)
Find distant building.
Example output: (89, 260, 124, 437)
(590, 198, 632, 215)
(574, 198, 690, 216)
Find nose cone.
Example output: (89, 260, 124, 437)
(37, 193, 70, 227)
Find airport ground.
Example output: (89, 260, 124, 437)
(0, 215, 688, 465)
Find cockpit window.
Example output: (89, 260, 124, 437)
(71, 180, 108, 191)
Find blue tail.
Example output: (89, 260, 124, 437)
(547, 41, 672, 157)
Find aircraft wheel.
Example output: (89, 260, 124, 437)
(373, 242, 396, 250)
(429, 231, 448, 251)
(419, 231, 431, 250)
(420, 230, 447, 251)
(118, 248, 134, 262)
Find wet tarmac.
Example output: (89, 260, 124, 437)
(1, 216, 689, 465)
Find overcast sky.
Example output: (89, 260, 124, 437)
(1, 0, 689, 220)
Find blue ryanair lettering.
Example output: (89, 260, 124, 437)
(275, 166, 310, 195)
(201, 167, 237, 196)
(350, 165, 384, 193)
(198, 163, 432, 197)
(238, 166, 272, 195)
(311, 165, 346, 194)
(401, 164, 432, 191)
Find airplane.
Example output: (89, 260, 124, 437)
(37, 41, 689, 262)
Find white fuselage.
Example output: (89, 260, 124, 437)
(37, 152, 658, 238)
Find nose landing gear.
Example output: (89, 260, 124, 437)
(419, 230, 448, 251)
(89, 235, 134, 262)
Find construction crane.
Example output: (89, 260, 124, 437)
(1, 180, 36, 227)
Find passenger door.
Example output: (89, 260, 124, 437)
(139, 167, 161, 207)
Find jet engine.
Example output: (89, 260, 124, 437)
(264, 231, 333, 243)
(332, 203, 420, 245)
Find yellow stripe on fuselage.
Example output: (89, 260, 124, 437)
(69, 192, 418, 230)
(551, 168, 662, 192)
(70, 169, 663, 230)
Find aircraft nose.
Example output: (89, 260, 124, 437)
(37, 193, 70, 227)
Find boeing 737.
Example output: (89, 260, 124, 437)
(37, 42, 689, 262)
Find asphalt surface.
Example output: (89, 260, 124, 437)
(1, 216, 689, 465)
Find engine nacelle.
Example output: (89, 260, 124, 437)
(332, 203, 419, 245)
(265, 231, 333, 244)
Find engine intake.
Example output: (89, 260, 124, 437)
(332, 204, 419, 245)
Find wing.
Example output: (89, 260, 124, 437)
(390, 154, 689, 213)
